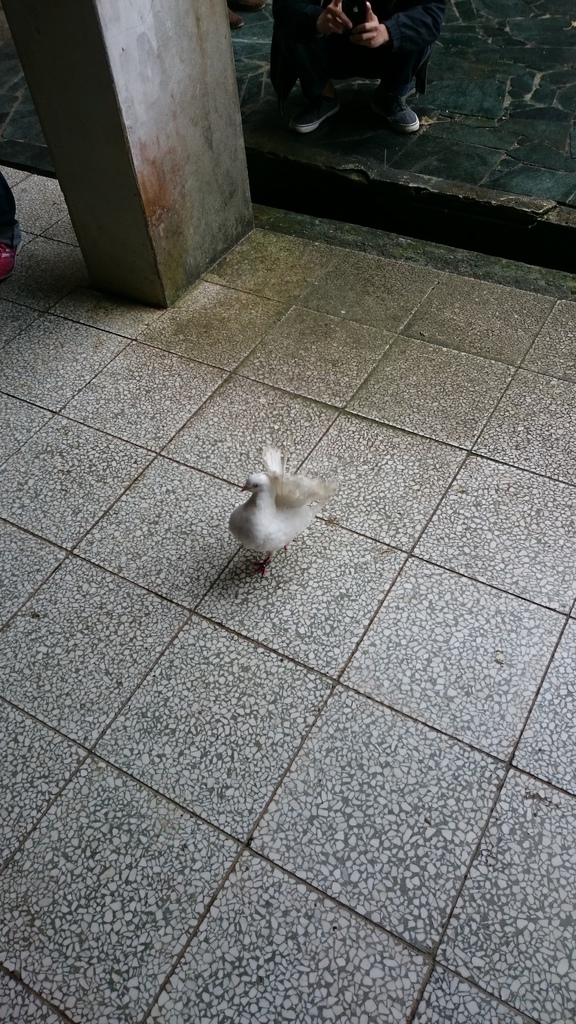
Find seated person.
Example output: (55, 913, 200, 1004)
(271, 0, 445, 133)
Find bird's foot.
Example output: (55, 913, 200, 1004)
(253, 554, 272, 577)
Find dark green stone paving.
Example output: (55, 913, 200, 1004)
(1, 2, 575, 263)
(229, 0, 576, 209)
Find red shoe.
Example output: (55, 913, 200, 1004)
(0, 240, 22, 283)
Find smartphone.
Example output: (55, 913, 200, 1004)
(342, 0, 368, 27)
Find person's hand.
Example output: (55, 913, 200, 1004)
(317, 0, 353, 35)
(350, 2, 390, 47)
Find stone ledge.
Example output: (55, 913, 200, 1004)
(252, 204, 576, 302)
(245, 116, 576, 274)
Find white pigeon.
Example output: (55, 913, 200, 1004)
(229, 446, 339, 575)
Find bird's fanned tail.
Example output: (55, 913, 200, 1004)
(262, 445, 339, 510)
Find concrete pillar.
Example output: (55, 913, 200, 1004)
(2, 0, 253, 306)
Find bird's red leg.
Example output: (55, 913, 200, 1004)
(253, 554, 272, 576)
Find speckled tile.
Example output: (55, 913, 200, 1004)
(12, 175, 68, 235)
(0, 165, 30, 189)
(98, 616, 330, 838)
(301, 414, 464, 548)
(515, 621, 576, 794)
(403, 277, 554, 364)
(239, 306, 393, 407)
(254, 690, 503, 950)
(0, 703, 83, 863)
(0, 314, 126, 411)
(0, 973, 66, 1023)
(0, 236, 88, 311)
(140, 280, 285, 370)
(523, 301, 576, 383)
(165, 375, 337, 483)
(344, 560, 563, 758)
(63, 343, 225, 450)
(52, 286, 164, 338)
(0, 298, 40, 346)
(413, 967, 530, 1024)
(0, 759, 237, 1024)
(0, 393, 51, 465)
(299, 250, 439, 332)
(204, 228, 338, 305)
(0, 520, 63, 626)
(416, 456, 576, 612)
(41, 214, 78, 247)
(149, 853, 428, 1024)
(440, 770, 576, 1024)
(77, 457, 239, 607)
(475, 370, 576, 485)
(349, 337, 513, 447)
(0, 557, 185, 745)
(199, 520, 405, 675)
(0, 417, 151, 547)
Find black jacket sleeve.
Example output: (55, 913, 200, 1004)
(272, 0, 445, 49)
(383, 2, 445, 51)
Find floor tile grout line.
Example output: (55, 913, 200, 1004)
(466, 355, 523, 452)
(241, 688, 337, 846)
(6, 356, 576, 497)
(134, 302, 291, 378)
(414, 552, 575, 616)
(0, 305, 44, 345)
(59, 444, 162, 555)
(0, 964, 74, 1024)
(0, 741, 93, 877)
(334, 677, 514, 766)
(2, 234, 569, 1015)
(334, 551, 409, 682)
(335, 449, 471, 681)
(427, 763, 512, 963)
(428, 615, 574, 970)
(191, 607, 337, 683)
(2, 490, 571, 644)
(406, 961, 435, 1024)
(0, 688, 242, 850)
(137, 678, 420, 1022)
(245, 847, 434, 962)
(137, 845, 247, 1024)
(417, 961, 542, 1024)
(504, 612, 574, 768)
(0, 408, 58, 472)
(149, 369, 340, 479)
(0, 542, 73, 638)
(0, 610, 193, 874)
(398, 324, 546, 371)
(85, 619, 192, 755)
(295, 268, 440, 345)
(145, 364, 240, 465)
(519, 296, 559, 372)
(48, 308, 165, 343)
(4, 529, 571, 771)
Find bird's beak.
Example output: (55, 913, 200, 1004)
(241, 483, 249, 492)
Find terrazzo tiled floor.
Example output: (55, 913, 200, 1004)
(1, 167, 576, 1024)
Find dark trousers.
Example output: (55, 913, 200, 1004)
(0, 171, 19, 246)
(279, 32, 430, 100)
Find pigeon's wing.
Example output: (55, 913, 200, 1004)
(262, 446, 339, 510)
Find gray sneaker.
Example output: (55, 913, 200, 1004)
(371, 92, 420, 133)
(289, 95, 340, 134)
